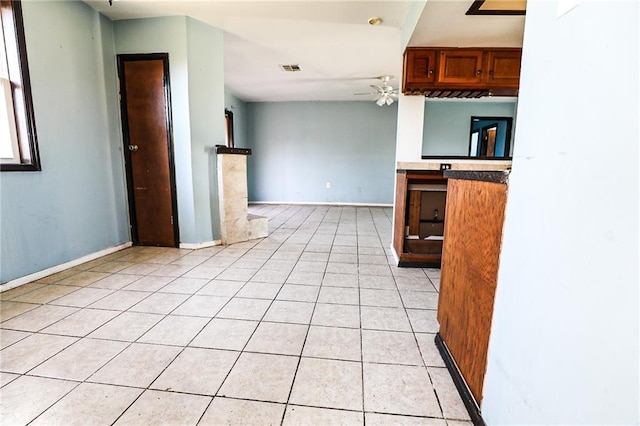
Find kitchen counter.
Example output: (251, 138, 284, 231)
(443, 169, 510, 184)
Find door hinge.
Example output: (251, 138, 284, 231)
(170, 216, 174, 225)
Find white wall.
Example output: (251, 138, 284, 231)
(482, 1, 639, 424)
(394, 94, 425, 162)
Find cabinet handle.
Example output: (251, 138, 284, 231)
(476, 70, 482, 75)
(428, 70, 433, 75)
(489, 70, 494, 75)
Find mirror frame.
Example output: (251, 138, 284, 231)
(467, 116, 513, 159)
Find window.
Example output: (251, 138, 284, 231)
(1, 0, 40, 171)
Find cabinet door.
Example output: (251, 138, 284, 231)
(484, 49, 522, 87)
(404, 49, 437, 84)
(438, 178, 507, 404)
(437, 50, 484, 85)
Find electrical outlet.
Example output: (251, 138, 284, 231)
(440, 163, 452, 171)
(326, 182, 331, 189)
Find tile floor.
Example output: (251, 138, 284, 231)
(0, 205, 471, 426)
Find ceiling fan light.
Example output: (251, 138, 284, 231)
(376, 97, 385, 106)
(386, 96, 394, 105)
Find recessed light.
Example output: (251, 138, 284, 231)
(368, 17, 382, 26)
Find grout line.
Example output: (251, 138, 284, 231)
(357, 208, 367, 424)
(279, 204, 334, 426)
(1, 205, 458, 425)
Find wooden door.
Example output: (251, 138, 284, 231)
(485, 127, 497, 157)
(437, 50, 484, 85)
(118, 54, 178, 247)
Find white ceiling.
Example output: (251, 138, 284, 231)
(85, 0, 525, 102)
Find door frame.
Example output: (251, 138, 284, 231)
(117, 53, 180, 247)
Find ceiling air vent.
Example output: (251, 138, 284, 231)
(280, 64, 302, 72)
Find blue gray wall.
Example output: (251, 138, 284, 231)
(246, 101, 397, 204)
(0, 1, 129, 282)
(422, 100, 517, 156)
(114, 16, 226, 244)
(186, 18, 226, 242)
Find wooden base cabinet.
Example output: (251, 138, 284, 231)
(436, 171, 508, 413)
(393, 170, 447, 267)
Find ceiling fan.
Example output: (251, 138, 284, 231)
(355, 75, 399, 106)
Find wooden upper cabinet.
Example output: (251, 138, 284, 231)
(484, 49, 522, 88)
(404, 49, 437, 84)
(402, 47, 522, 95)
(438, 49, 484, 85)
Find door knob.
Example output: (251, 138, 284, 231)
(128, 145, 139, 152)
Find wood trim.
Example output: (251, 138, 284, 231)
(466, 0, 526, 15)
(215, 145, 251, 155)
(393, 170, 408, 257)
(397, 253, 442, 268)
(408, 190, 422, 235)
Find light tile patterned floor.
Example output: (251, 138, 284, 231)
(0, 205, 471, 426)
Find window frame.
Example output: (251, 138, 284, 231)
(1, 0, 40, 172)
(0, 76, 20, 163)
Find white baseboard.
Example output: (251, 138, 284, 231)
(249, 201, 393, 208)
(0, 242, 133, 293)
(390, 243, 400, 265)
(179, 240, 222, 250)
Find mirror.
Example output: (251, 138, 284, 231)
(421, 99, 516, 159)
(468, 116, 512, 158)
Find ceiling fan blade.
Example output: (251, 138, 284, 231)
(370, 84, 383, 92)
(353, 92, 375, 95)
